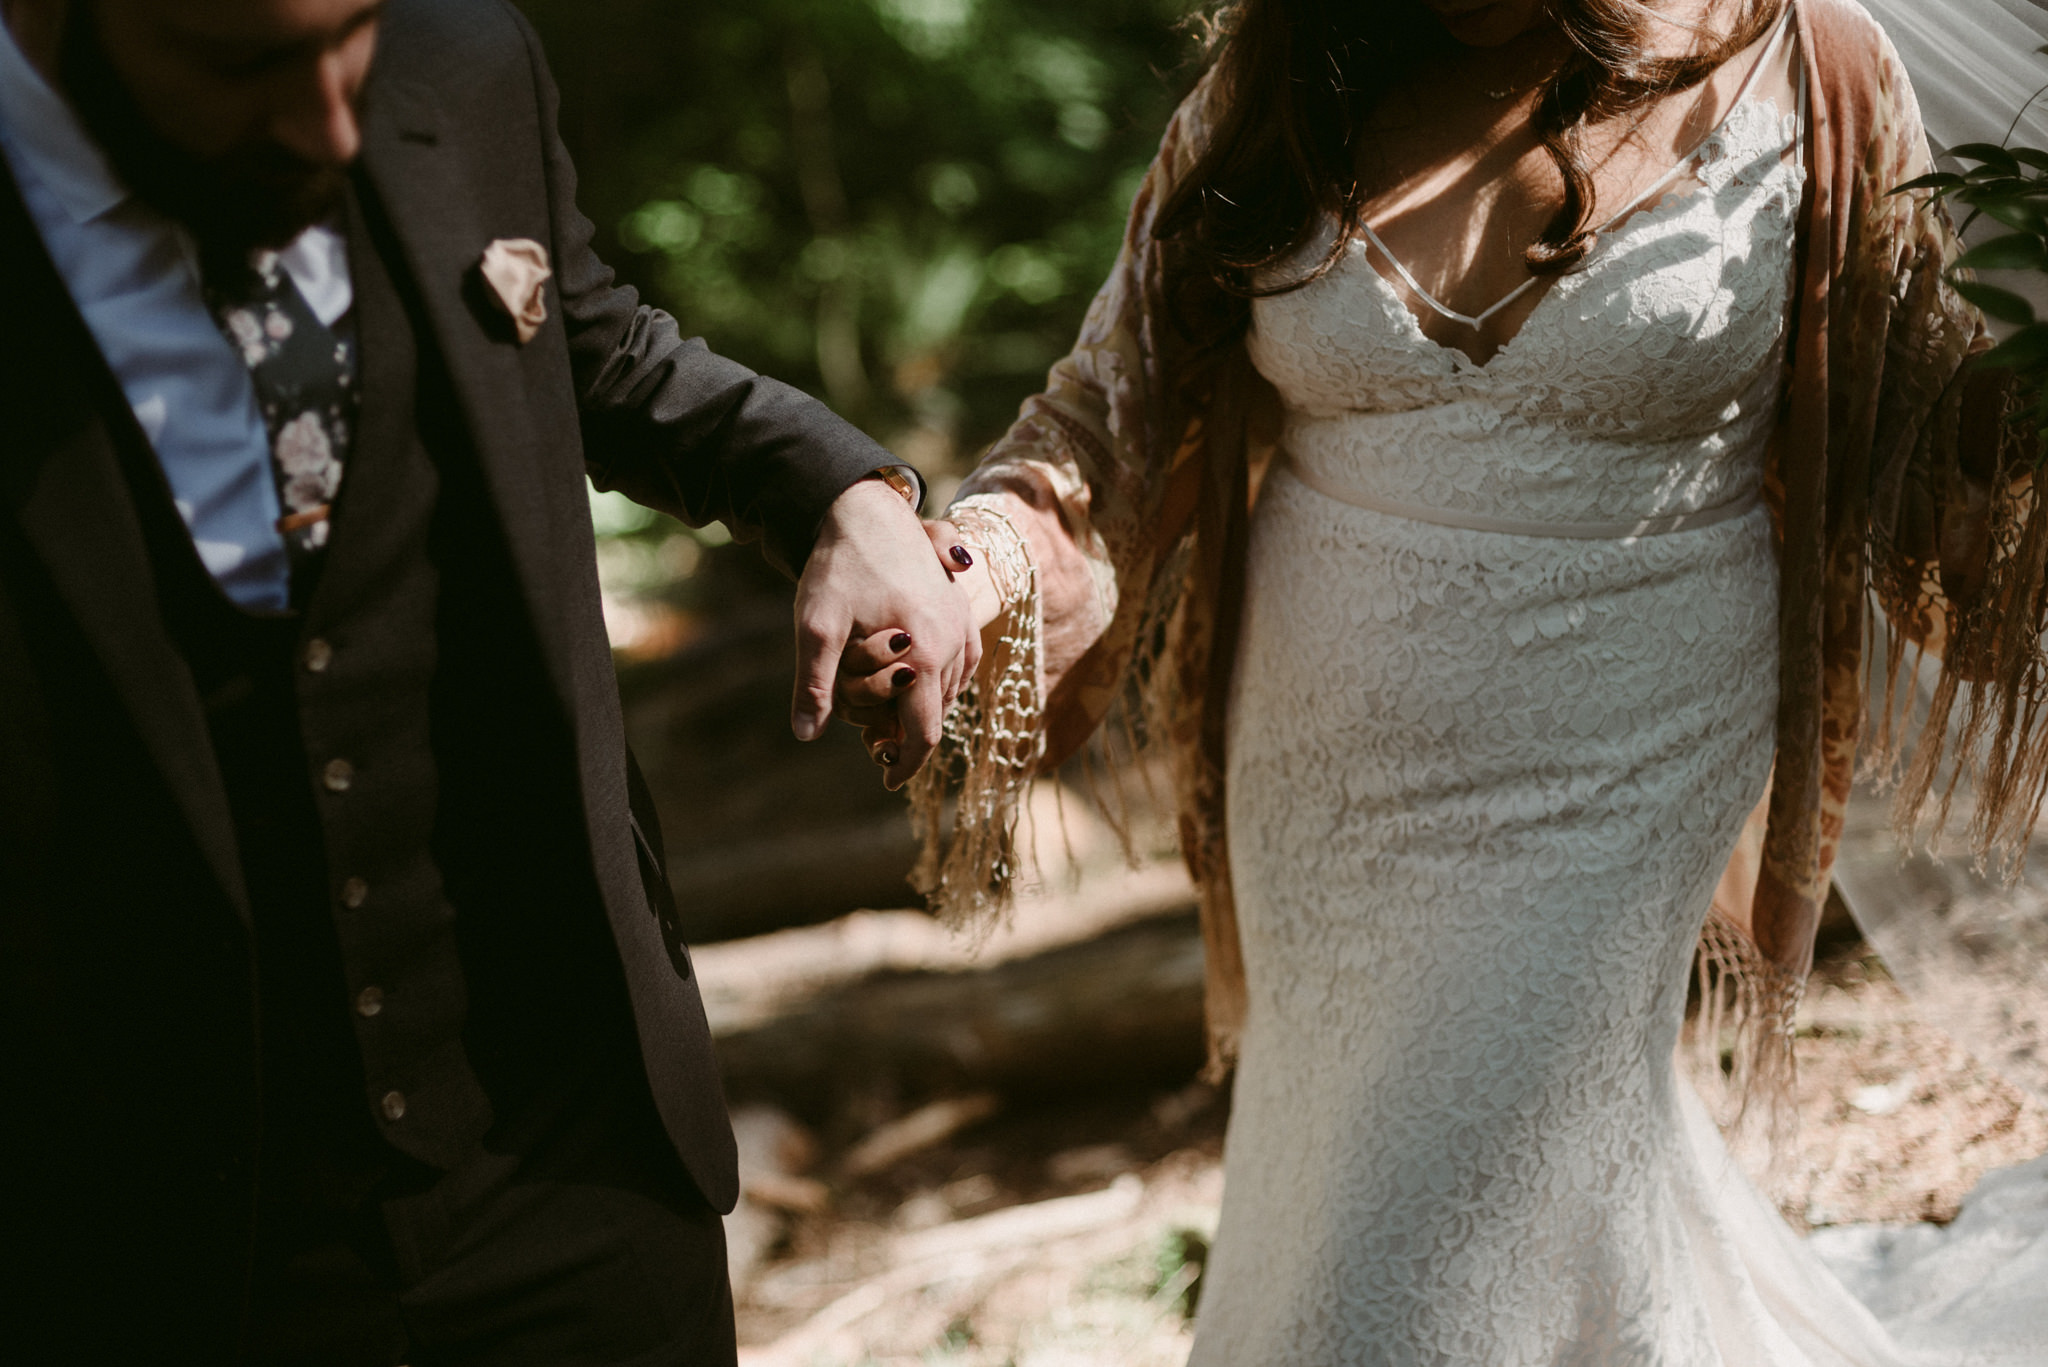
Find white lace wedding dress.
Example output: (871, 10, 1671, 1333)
(1191, 48, 2001, 1364)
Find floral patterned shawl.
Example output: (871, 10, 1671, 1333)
(911, 0, 2048, 1106)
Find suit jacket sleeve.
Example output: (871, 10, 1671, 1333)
(506, 6, 891, 577)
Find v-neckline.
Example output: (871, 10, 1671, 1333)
(1356, 152, 1741, 377)
(1358, 5, 1797, 371)
(1356, 236, 1557, 377)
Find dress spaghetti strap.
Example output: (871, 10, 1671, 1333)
(1361, 6, 1799, 332)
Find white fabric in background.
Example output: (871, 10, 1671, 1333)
(1810, 1157, 2048, 1361)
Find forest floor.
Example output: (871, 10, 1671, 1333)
(713, 884, 2048, 1367)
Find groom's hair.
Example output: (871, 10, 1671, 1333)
(58, 0, 378, 267)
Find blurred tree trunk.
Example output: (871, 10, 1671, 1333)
(784, 40, 872, 418)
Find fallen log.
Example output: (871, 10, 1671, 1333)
(713, 906, 1207, 1114)
(618, 607, 923, 941)
(664, 817, 922, 944)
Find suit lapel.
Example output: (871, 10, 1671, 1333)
(354, 70, 578, 716)
(0, 166, 249, 919)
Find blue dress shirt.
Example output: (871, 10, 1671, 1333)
(0, 19, 352, 611)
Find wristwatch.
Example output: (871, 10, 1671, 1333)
(864, 463, 926, 514)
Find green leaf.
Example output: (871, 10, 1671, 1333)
(1953, 279, 2038, 326)
(1956, 233, 2048, 272)
(1957, 176, 2038, 199)
(1982, 179, 2048, 200)
(1977, 323, 2048, 372)
(1892, 170, 1965, 196)
(2011, 148, 2048, 173)
(1977, 197, 2048, 234)
(1953, 143, 2024, 176)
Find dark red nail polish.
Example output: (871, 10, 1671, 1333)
(893, 667, 916, 690)
(890, 632, 912, 653)
(949, 545, 974, 569)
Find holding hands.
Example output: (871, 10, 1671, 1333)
(790, 482, 995, 788)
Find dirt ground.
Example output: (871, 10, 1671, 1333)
(721, 936, 2048, 1367)
(1763, 949, 2048, 1232)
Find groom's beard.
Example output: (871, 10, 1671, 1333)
(58, 4, 352, 268)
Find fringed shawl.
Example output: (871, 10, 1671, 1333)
(910, 0, 2048, 1111)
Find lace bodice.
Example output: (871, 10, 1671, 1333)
(1245, 96, 1805, 529)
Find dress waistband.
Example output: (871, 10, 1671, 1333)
(1283, 454, 1764, 541)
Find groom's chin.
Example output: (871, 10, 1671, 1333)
(106, 124, 353, 267)
(85, 128, 351, 268)
(183, 159, 351, 262)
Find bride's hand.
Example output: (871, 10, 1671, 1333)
(834, 626, 918, 772)
(833, 521, 1001, 784)
(919, 519, 1004, 633)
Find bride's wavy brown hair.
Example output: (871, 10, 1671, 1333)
(1156, 0, 1789, 304)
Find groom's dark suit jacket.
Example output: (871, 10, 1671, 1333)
(0, 0, 887, 1351)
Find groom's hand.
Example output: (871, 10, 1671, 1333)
(793, 479, 978, 788)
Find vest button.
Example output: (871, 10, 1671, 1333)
(322, 758, 354, 792)
(340, 876, 368, 909)
(380, 1090, 407, 1121)
(303, 638, 334, 673)
(356, 985, 384, 1018)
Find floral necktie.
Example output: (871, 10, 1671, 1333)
(206, 250, 358, 593)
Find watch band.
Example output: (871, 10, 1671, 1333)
(866, 463, 926, 514)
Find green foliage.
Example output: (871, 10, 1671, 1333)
(517, 0, 1200, 473)
(1151, 1225, 1209, 1319)
(1892, 58, 2048, 457)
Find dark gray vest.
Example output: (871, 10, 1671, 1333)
(122, 182, 648, 1187)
